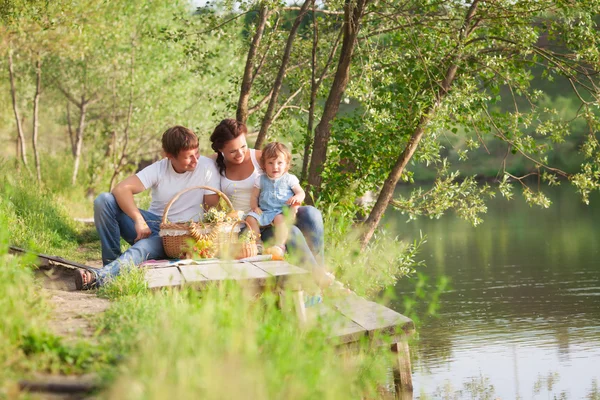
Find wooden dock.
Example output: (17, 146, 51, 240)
(144, 259, 416, 394)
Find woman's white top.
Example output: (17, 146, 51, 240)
(220, 149, 262, 213)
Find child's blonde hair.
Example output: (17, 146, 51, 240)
(260, 142, 292, 169)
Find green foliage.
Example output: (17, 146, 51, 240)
(402, 273, 449, 328)
(0, 174, 424, 398)
(1, 0, 242, 195)
(392, 163, 494, 226)
(312, 0, 600, 231)
(0, 174, 78, 252)
(19, 330, 99, 373)
(321, 203, 424, 297)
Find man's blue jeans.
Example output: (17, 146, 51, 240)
(93, 192, 165, 286)
(261, 205, 325, 270)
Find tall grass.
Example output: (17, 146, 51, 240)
(94, 277, 392, 400)
(320, 202, 425, 298)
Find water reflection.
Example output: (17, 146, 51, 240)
(389, 185, 600, 399)
(412, 373, 600, 400)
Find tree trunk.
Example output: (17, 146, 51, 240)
(237, 4, 269, 124)
(301, 15, 343, 182)
(109, 43, 135, 191)
(66, 101, 76, 156)
(71, 100, 88, 186)
(254, 0, 314, 149)
(8, 49, 28, 167)
(306, 0, 369, 198)
(358, 0, 480, 247)
(302, 3, 319, 182)
(32, 57, 42, 183)
(15, 136, 21, 172)
(359, 116, 431, 248)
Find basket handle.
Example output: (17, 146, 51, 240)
(229, 220, 254, 242)
(161, 185, 234, 224)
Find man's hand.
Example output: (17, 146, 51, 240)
(134, 219, 151, 242)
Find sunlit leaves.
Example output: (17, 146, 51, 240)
(391, 166, 492, 227)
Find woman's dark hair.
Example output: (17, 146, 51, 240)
(210, 119, 248, 176)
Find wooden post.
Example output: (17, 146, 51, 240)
(292, 289, 307, 325)
(391, 340, 413, 396)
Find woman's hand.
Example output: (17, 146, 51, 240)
(252, 207, 263, 215)
(287, 194, 304, 206)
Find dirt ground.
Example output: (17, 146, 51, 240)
(35, 261, 109, 341)
(15, 261, 109, 399)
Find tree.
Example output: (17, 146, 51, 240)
(299, 0, 598, 247)
(305, 0, 369, 197)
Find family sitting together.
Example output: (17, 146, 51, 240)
(75, 119, 334, 291)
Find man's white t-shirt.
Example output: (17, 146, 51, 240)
(136, 156, 220, 222)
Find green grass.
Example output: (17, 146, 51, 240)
(0, 168, 100, 263)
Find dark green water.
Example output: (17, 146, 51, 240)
(390, 185, 600, 399)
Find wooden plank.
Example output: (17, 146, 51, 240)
(145, 267, 184, 288)
(178, 265, 211, 283)
(333, 295, 414, 338)
(9, 245, 95, 271)
(221, 262, 272, 280)
(187, 262, 229, 280)
(186, 262, 272, 282)
(306, 303, 367, 345)
(251, 261, 309, 277)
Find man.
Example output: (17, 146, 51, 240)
(75, 125, 219, 289)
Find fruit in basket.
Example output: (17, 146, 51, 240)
(193, 238, 215, 259)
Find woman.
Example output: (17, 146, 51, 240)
(209, 119, 328, 279)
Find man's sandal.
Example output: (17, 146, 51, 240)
(75, 269, 97, 290)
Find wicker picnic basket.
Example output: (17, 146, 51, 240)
(228, 220, 258, 260)
(159, 185, 239, 259)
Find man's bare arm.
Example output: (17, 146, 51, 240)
(204, 193, 220, 210)
(112, 175, 149, 242)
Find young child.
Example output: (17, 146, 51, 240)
(245, 142, 305, 256)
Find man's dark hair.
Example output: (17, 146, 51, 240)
(161, 126, 199, 157)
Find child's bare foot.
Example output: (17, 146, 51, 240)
(312, 269, 335, 289)
(313, 269, 354, 295)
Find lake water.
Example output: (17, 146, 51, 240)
(389, 185, 600, 399)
